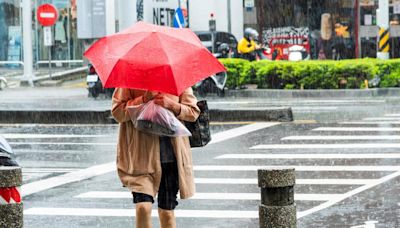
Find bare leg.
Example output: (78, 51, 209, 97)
(158, 208, 176, 228)
(136, 202, 152, 228)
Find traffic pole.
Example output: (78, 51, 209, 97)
(22, 0, 34, 86)
(377, 0, 389, 60)
(258, 168, 296, 228)
(0, 166, 23, 228)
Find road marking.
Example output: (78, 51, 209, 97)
(24, 207, 259, 218)
(2, 134, 110, 139)
(351, 220, 379, 228)
(21, 162, 115, 197)
(251, 143, 400, 149)
(10, 142, 116, 146)
(210, 121, 255, 125)
(216, 153, 400, 159)
(313, 127, 400, 132)
(282, 135, 400, 140)
(20, 123, 277, 196)
(363, 117, 400, 121)
(293, 120, 318, 124)
(299, 170, 400, 218)
(385, 114, 400, 117)
(340, 121, 400, 124)
(292, 106, 338, 110)
(194, 178, 375, 185)
(193, 165, 400, 171)
(22, 168, 82, 173)
(208, 122, 280, 145)
(75, 191, 340, 201)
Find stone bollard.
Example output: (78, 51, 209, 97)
(258, 168, 296, 228)
(0, 166, 23, 228)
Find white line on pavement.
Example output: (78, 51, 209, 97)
(340, 121, 400, 125)
(282, 135, 400, 140)
(21, 162, 115, 197)
(313, 127, 400, 132)
(2, 134, 110, 139)
(385, 114, 400, 117)
(251, 143, 400, 149)
(216, 153, 400, 159)
(24, 207, 259, 219)
(363, 117, 400, 121)
(193, 165, 400, 171)
(10, 142, 116, 146)
(74, 191, 340, 201)
(194, 178, 375, 185)
(298, 170, 400, 218)
(20, 123, 277, 197)
(22, 168, 82, 173)
(208, 122, 280, 145)
(291, 107, 338, 110)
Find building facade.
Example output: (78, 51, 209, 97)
(0, 0, 243, 69)
(251, 0, 400, 59)
(0, 0, 81, 67)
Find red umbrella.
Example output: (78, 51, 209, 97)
(84, 21, 226, 96)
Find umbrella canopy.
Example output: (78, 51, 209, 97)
(84, 21, 226, 96)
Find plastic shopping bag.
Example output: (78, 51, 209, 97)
(127, 100, 191, 137)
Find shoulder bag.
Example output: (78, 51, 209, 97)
(184, 100, 211, 147)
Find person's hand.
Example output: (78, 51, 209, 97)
(153, 94, 181, 116)
(142, 90, 158, 103)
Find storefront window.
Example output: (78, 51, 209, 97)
(260, 0, 358, 60)
(0, 0, 22, 63)
(34, 0, 82, 66)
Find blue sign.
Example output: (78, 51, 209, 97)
(173, 8, 185, 28)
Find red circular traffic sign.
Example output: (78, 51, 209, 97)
(37, 4, 58, 26)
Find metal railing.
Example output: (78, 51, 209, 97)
(35, 60, 84, 65)
(0, 61, 24, 66)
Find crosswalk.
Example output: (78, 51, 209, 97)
(7, 112, 400, 226)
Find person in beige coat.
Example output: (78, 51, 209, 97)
(112, 87, 200, 228)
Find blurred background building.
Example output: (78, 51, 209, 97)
(0, 0, 244, 69)
(1, 0, 399, 70)
(244, 0, 400, 59)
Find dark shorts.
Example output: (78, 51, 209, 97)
(132, 162, 179, 210)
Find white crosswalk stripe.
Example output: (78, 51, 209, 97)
(75, 191, 341, 201)
(250, 143, 400, 149)
(282, 135, 400, 140)
(25, 207, 260, 219)
(340, 121, 400, 124)
(313, 127, 400, 131)
(216, 153, 400, 159)
(385, 114, 400, 117)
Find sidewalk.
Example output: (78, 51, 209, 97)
(0, 66, 87, 88)
(0, 86, 293, 124)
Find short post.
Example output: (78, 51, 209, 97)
(258, 168, 296, 228)
(0, 166, 23, 228)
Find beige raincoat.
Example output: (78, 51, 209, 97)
(111, 88, 200, 199)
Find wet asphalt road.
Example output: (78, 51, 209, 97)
(1, 97, 400, 228)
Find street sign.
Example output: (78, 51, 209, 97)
(43, 27, 52, 46)
(37, 4, 58, 27)
(173, 8, 185, 28)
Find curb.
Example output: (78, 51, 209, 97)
(224, 88, 400, 98)
(210, 108, 293, 122)
(0, 108, 293, 124)
(0, 110, 114, 124)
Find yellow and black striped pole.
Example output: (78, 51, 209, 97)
(377, 0, 389, 60)
(378, 27, 390, 53)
